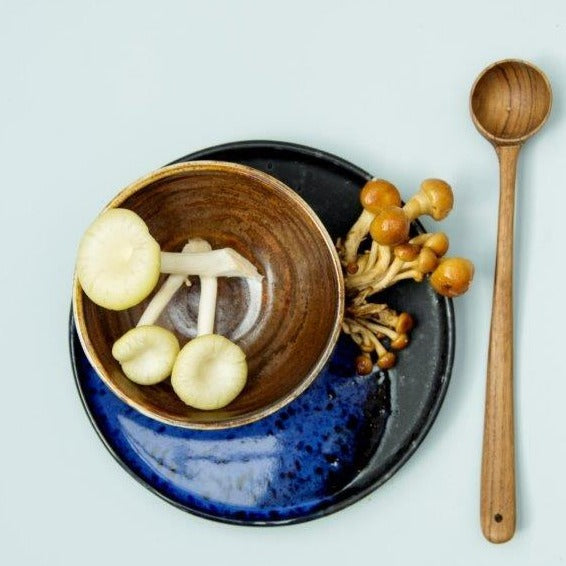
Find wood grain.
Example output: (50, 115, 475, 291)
(470, 59, 552, 543)
(480, 144, 519, 543)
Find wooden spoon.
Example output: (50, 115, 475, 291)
(470, 59, 552, 543)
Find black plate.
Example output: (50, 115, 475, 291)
(70, 140, 454, 525)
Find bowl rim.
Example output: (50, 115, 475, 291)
(72, 160, 345, 429)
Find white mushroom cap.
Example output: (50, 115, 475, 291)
(77, 208, 261, 311)
(112, 325, 180, 385)
(77, 208, 160, 310)
(171, 334, 247, 410)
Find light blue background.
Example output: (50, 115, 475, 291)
(1, 1, 564, 564)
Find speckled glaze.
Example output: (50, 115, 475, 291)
(70, 141, 455, 525)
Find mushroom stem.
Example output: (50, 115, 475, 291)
(346, 245, 391, 289)
(347, 303, 414, 335)
(343, 209, 375, 265)
(344, 319, 386, 357)
(184, 239, 218, 336)
(344, 318, 396, 369)
(354, 241, 383, 277)
(354, 318, 398, 342)
(354, 267, 424, 304)
(403, 191, 430, 220)
(352, 256, 404, 301)
(198, 277, 217, 335)
(137, 241, 193, 327)
(403, 179, 454, 221)
(364, 241, 380, 273)
(389, 269, 425, 285)
(160, 248, 261, 280)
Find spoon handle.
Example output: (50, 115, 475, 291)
(481, 144, 520, 543)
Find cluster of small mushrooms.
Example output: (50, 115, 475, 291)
(76, 208, 262, 410)
(337, 178, 474, 374)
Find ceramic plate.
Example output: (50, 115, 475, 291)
(69, 140, 454, 525)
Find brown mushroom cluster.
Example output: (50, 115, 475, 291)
(337, 178, 474, 373)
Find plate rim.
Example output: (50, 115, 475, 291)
(69, 139, 455, 526)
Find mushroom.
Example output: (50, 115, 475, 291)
(112, 325, 180, 385)
(76, 208, 261, 310)
(410, 232, 450, 257)
(369, 206, 410, 246)
(342, 179, 401, 266)
(429, 257, 474, 297)
(403, 179, 454, 221)
(344, 303, 414, 372)
(171, 239, 248, 410)
(393, 243, 420, 262)
(172, 335, 247, 410)
(400, 246, 439, 274)
(355, 354, 374, 376)
(343, 318, 397, 370)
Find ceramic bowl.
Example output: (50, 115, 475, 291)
(73, 161, 344, 429)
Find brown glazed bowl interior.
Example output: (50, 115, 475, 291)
(73, 161, 344, 429)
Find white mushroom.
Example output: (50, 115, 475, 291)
(77, 208, 160, 311)
(112, 325, 180, 385)
(171, 335, 247, 410)
(76, 208, 261, 311)
(171, 239, 248, 410)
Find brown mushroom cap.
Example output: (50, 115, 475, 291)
(355, 354, 374, 375)
(395, 312, 414, 334)
(369, 206, 410, 246)
(360, 179, 402, 214)
(420, 179, 454, 220)
(424, 232, 449, 257)
(346, 262, 359, 274)
(394, 243, 420, 262)
(377, 352, 396, 369)
(429, 257, 474, 297)
(416, 247, 439, 274)
(390, 334, 409, 350)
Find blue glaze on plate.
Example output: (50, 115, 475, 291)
(73, 330, 390, 524)
(70, 141, 454, 525)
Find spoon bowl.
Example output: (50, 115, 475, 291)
(470, 59, 552, 144)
